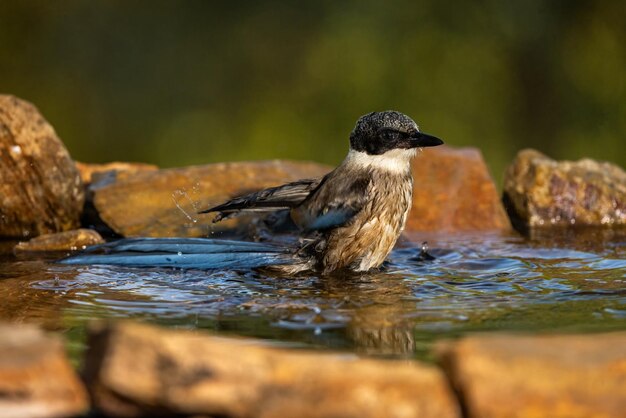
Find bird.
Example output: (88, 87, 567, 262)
(59, 111, 443, 275)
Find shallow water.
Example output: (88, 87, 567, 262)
(1, 229, 625, 361)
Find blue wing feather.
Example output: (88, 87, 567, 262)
(306, 208, 358, 231)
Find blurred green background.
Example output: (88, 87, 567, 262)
(1, 1, 624, 187)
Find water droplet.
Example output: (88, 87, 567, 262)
(171, 189, 198, 223)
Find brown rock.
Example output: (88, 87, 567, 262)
(437, 333, 626, 418)
(76, 161, 158, 185)
(0, 240, 16, 256)
(90, 160, 331, 237)
(85, 321, 459, 418)
(91, 146, 509, 238)
(0, 323, 89, 418)
(408, 146, 511, 232)
(0, 95, 84, 239)
(503, 149, 626, 232)
(78, 163, 159, 237)
(13, 228, 104, 253)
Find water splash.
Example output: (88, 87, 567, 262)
(171, 188, 199, 224)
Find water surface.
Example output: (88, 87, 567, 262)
(1, 229, 624, 361)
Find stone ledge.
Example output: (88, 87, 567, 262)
(437, 332, 626, 418)
(84, 321, 459, 418)
(2, 321, 625, 417)
(0, 323, 89, 418)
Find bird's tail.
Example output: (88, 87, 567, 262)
(57, 237, 295, 270)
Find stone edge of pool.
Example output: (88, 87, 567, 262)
(1, 320, 624, 418)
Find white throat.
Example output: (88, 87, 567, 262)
(344, 148, 415, 174)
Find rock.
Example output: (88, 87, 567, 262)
(90, 146, 509, 238)
(437, 332, 626, 418)
(0, 240, 16, 256)
(85, 321, 459, 418)
(90, 160, 331, 237)
(76, 161, 158, 185)
(407, 146, 511, 232)
(0, 95, 84, 239)
(77, 162, 159, 237)
(0, 323, 89, 418)
(13, 228, 104, 253)
(503, 149, 626, 232)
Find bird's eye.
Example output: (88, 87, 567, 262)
(380, 129, 401, 141)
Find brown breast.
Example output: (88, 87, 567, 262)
(320, 171, 413, 273)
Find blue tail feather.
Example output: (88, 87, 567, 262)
(58, 237, 294, 270)
(81, 237, 287, 254)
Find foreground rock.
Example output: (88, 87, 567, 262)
(503, 149, 626, 232)
(0, 95, 84, 239)
(0, 323, 89, 418)
(13, 228, 104, 253)
(85, 321, 459, 418)
(437, 332, 626, 418)
(90, 160, 331, 237)
(408, 146, 511, 232)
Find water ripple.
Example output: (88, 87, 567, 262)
(0, 231, 625, 358)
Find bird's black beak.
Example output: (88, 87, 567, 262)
(409, 132, 444, 148)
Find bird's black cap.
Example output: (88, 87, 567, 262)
(350, 111, 443, 155)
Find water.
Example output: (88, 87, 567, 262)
(0, 229, 624, 361)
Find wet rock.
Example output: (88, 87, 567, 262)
(76, 161, 158, 185)
(90, 160, 331, 237)
(437, 332, 626, 418)
(503, 149, 626, 232)
(85, 321, 459, 418)
(408, 146, 511, 232)
(0, 323, 89, 418)
(14, 228, 104, 253)
(0, 95, 84, 239)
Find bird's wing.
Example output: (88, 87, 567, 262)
(295, 171, 372, 231)
(199, 178, 322, 222)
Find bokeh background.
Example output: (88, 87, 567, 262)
(1, 0, 624, 187)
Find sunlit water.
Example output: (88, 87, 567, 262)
(0, 230, 624, 361)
